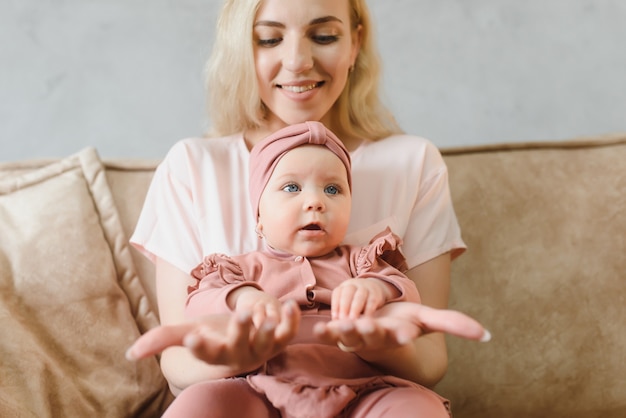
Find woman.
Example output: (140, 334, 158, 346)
(128, 0, 488, 416)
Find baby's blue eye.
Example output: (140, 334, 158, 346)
(325, 185, 339, 195)
(282, 184, 300, 193)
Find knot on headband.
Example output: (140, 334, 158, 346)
(249, 121, 352, 219)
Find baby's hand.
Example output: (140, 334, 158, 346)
(331, 278, 396, 320)
(232, 286, 283, 330)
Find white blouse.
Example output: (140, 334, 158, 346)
(130, 133, 465, 274)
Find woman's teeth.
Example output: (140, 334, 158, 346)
(280, 83, 318, 93)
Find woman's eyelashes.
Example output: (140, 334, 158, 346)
(311, 34, 339, 45)
(257, 37, 282, 47)
(255, 32, 340, 48)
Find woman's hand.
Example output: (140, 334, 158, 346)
(314, 301, 490, 353)
(126, 300, 301, 374)
(331, 278, 396, 320)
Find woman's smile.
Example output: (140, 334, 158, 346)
(276, 81, 325, 93)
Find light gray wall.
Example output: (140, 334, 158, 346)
(1, 0, 625, 161)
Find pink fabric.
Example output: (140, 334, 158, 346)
(162, 370, 450, 418)
(249, 121, 352, 219)
(183, 228, 429, 418)
(161, 378, 280, 418)
(185, 228, 419, 318)
(251, 345, 450, 418)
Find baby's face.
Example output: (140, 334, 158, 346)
(257, 144, 351, 257)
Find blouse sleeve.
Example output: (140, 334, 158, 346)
(130, 141, 204, 274)
(346, 136, 465, 271)
(401, 142, 466, 268)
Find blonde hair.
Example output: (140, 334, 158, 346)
(205, 0, 402, 141)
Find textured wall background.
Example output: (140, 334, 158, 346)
(1, 0, 625, 160)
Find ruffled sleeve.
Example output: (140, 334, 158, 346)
(185, 253, 262, 318)
(356, 227, 408, 273)
(354, 228, 420, 303)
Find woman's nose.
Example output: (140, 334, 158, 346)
(282, 38, 314, 73)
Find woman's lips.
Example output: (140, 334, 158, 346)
(276, 81, 325, 93)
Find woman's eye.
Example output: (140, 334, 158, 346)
(282, 184, 300, 193)
(257, 37, 282, 47)
(312, 35, 339, 45)
(325, 185, 339, 195)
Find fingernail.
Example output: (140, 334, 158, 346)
(125, 347, 137, 361)
(359, 323, 375, 334)
(184, 334, 200, 348)
(285, 299, 297, 314)
(397, 334, 411, 345)
(480, 329, 492, 343)
(238, 310, 252, 322)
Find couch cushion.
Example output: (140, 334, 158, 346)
(437, 135, 626, 417)
(0, 148, 171, 417)
(104, 159, 160, 317)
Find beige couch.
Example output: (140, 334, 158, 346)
(1, 134, 624, 417)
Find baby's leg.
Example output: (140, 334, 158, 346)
(348, 386, 451, 418)
(162, 378, 280, 418)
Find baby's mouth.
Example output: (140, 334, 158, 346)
(301, 223, 322, 231)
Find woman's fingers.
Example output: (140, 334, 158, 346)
(314, 302, 490, 351)
(313, 319, 365, 350)
(354, 317, 389, 347)
(127, 300, 304, 371)
(375, 303, 490, 342)
(125, 315, 232, 361)
(126, 302, 489, 366)
(125, 324, 188, 361)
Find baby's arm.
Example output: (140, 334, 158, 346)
(187, 254, 281, 329)
(227, 285, 283, 329)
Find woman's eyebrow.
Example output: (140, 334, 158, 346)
(254, 20, 283, 28)
(309, 16, 343, 26)
(254, 16, 343, 28)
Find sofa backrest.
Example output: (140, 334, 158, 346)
(437, 135, 626, 417)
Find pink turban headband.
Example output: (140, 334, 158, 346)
(249, 121, 352, 219)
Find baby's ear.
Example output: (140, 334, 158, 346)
(255, 222, 264, 239)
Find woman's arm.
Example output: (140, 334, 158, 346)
(356, 252, 452, 387)
(155, 258, 240, 395)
